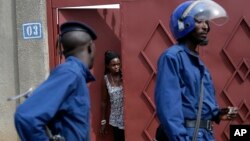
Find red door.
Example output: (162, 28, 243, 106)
(47, 0, 250, 141)
(47, 1, 122, 141)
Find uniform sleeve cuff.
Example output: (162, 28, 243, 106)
(212, 110, 221, 124)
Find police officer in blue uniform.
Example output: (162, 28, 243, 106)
(15, 21, 97, 141)
(155, 1, 237, 141)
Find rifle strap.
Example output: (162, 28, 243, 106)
(192, 78, 204, 141)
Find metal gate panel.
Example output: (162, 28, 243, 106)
(47, 0, 250, 141)
(121, 0, 250, 141)
(140, 21, 175, 140)
(121, 1, 176, 140)
(212, 16, 250, 140)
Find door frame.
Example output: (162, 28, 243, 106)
(46, 0, 121, 69)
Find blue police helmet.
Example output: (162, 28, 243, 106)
(170, 0, 228, 40)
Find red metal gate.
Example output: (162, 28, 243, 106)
(47, 0, 250, 141)
(47, 1, 122, 141)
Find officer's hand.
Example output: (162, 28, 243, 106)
(99, 124, 107, 136)
(220, 107, 238, 120)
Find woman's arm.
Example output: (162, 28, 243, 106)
(100, 79, 110, 135)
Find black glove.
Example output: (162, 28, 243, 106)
(213, 107, 238, 124)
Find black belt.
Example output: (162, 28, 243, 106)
(185, 120, 213, 131)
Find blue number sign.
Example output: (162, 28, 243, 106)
(22, 22, 42, 39)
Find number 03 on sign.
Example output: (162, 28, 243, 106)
(22, 22, 42, 39)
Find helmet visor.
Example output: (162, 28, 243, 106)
(187, 0, 228, 26)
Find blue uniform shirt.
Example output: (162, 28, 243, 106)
(155, 44, 220, 141)
(15, 56, 95, 141)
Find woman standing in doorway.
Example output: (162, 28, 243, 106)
(100, 50, 124, 141)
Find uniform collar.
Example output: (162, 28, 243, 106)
(66, 56, 95, 82)
(179, 43, 199, 58)
(179, 43, 205, 76)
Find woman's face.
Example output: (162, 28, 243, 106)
(107, 57, 121, 74)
